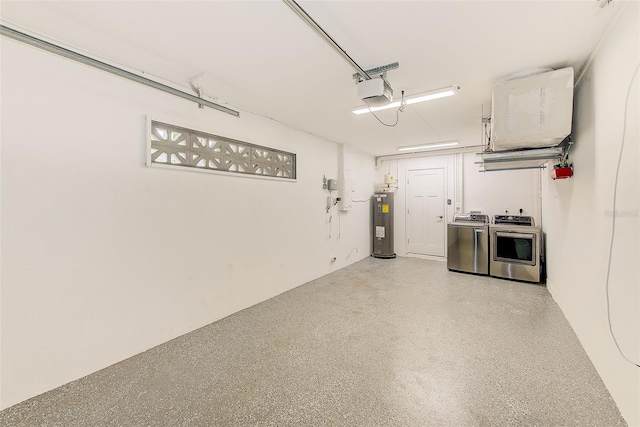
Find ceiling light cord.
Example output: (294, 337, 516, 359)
(605, 61, 640, 369)
(368, 90, 405, 127)
(399, 90, 407, 112)
(368, 107, 400, 127)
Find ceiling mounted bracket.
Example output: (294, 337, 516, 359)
(188, 74, 205, 109)
(476, 146, 565, 172)
(353, 62, 399, 83)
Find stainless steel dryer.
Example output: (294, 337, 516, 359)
(447, 213, 490, 275)
(490, 215, 542, 283)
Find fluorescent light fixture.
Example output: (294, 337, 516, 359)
(398, 141, 459, 152)
(353, 85, 459, 115)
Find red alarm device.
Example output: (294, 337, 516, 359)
(552, 166, 573, 180)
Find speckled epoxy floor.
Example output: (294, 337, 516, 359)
(0, 257, 626, 426)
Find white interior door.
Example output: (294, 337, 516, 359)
(406, 168, 445, 256)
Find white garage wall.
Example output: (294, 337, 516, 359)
(0, 39, 374, 409)
(377, 155, 457, 257)
(376, 152, 539, 257)
(462, 152, 540, 226)
(542, 3, 639, 424)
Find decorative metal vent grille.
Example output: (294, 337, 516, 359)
(149, 121, 296, 179)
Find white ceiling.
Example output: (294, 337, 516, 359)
(1, 1, 620, 156)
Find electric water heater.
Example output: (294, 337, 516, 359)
(372, 192, 396, 259)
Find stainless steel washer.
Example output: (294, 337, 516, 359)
(447, 213, 490, 275)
